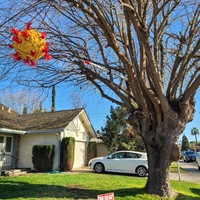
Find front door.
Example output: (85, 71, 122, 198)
(0, 135, 13, 169)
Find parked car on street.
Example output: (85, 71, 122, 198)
(196, 152, 200, 170)
(88, 150, 148, 177)
(180, 151, 186, 159)
(183, 150, 196, 162)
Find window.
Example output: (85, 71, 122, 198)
(186, 151, 195, 155)
(5, 137, 12, 152)
(0, 136, 3, 144)
(126, 153, 142, 158)
(0, 136, 4, 151)
(112, 152, 126, 159)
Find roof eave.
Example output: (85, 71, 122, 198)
(79, 109, 97, 138)
(0, 128, 26, 135)
(26, 128, 64, 134)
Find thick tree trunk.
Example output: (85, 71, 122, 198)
(128, 110, 182, 198)
(144, 134, 176, 198)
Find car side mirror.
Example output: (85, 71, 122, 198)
(107, 155, 113, 159)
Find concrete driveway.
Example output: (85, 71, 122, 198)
(170, 160, 200, 184)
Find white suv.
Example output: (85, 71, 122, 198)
(196, 152, 200, 170)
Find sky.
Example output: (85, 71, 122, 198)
(43, 84, 116, 132)
(43, 83, 200, 143)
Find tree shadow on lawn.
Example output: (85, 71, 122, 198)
(0, 180, 199, 199)
(0, 179, 144, 199)
(175, 188, 200, 200)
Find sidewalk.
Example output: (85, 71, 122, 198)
(169, 172, 200, 184)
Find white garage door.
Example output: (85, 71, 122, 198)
(74, 141, 86, 168)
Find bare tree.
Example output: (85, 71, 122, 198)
(69, 92, 87, 109)
(0, 0, 199, 198)
(0, 89, 46, 114)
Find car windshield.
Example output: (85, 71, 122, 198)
(186, 151, 195, 155)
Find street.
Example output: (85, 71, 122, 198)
(179, 160, 199, 173)
(172, 160, 200, 184)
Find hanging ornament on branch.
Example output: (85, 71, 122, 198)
(8, 22, 52, 67)
(85, 60, 128, 81)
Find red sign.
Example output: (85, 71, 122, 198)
(97, 192, 114, 200)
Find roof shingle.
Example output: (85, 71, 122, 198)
(0, 105, 83, 131)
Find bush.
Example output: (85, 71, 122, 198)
(87, 142, 97, 162)
(32, 145, 55, 172)
(60, 137, 75, 171)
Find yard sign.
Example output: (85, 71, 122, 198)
(97, 192, 114, 200)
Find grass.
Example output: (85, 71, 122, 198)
(170, 162, 186, 173)
(0, 172, 200, 200)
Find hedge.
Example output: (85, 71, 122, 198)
(32, 145, 55, 172)
(87, 142, 97, 162)
(60, 137, 75, 171)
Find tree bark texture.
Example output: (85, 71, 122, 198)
(128, 108, 183, 197)
(144, 133, 177, 197)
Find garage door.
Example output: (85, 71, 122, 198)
(74, 141, 86, 168)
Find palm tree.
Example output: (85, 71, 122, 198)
(191, 127, 199, 149)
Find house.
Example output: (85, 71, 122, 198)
(0, 103, 102, 171)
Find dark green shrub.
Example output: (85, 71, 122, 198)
(60, 137, 75, 171)
(87, 142, 97, 162)
(32, 145, 55, 172)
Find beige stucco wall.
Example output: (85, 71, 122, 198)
(64, 116, 89, 142)
(18, 133, 59, 170)
(96, 143, 109, 157)
(18, 114, 95, 170)
(63, 116, 90, 168)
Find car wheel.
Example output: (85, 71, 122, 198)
(94, 163, 104, 173)
(136, 166, 147, 177)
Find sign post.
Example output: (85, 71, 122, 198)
(177, 161, 181, 181)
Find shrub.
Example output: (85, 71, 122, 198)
(60, 137, 75, 171)
(87, 142, 97, 162)
(32, 145, 55, 172)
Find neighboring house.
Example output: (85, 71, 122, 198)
(0, 103, 98, 171)
(91, 136, 109, 157)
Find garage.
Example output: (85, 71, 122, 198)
(74, 141, 87, 168)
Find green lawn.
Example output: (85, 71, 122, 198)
(0, 172, 199, 200)
(170, 162, 186, 173)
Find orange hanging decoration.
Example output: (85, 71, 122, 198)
(9, 22, 52, 67)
